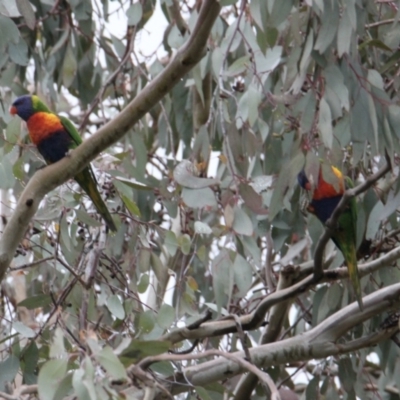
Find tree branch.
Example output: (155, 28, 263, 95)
(0, 0, 221, 283)
(160, 243, 400, 344)
(167, 283, 400, 395)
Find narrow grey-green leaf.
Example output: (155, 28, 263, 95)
(75, 209, 102, 227)
(337, 7, 352, 57)
(338, 357, 356, 392)
(182, 187, 217, 209)
(38, 359, 68, 400)
(16, 0, 36, 29)
(97, 346, 128, 380)
(0, 355, 19, 392)
(314, 0, 339, 53)
(13, 321, 35, 338)
(318, 97, 333, 148)
(18, 294, 52, 309)
(232, 207, 253, 236)
(126, 3, 142, 26)
(107, 294, 125, 320)
(62, 44, 77, 88)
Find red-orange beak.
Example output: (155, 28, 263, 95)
(9, 106, 17, 115)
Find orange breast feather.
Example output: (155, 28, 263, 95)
(26, 112, 64, 145)
(312, 166, 345, 200)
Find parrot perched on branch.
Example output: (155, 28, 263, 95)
(298, 166, 363, 311)
(10, 95, 117, 232)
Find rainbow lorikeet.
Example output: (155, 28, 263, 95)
(10, 95, 117, 232)
(298, 166, 363, 310)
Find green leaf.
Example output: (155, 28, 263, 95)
(179, 233, 191, 255)
(181, 187, 217, 209)
(21, 341, 39, 382)
(120, 340, 171, 362)
(323, 65, 349, 111)
(318, 97, 333, 148)
(115, 177, 153, 191)
(97, 346, 128, 380)
(366, 200, 384, 240)
(360, 39, 393, 53)
(212, 250, 233, 313)
(73, 355, 97, 399)
(126, 3, 142, 26)
(50, 328, 67, 358)
(5, 118, 21, 144)
(0, 15, 19, 51)
(350, 88, 374, 150)
(326, 284, 343, 311)
(75, 209, 102, 227)
(50, 28, 70, 55)
(110, 34, 125, 58)
(337, 6, 353, 57)
(211, 47, 223, 77)
(314, 0, 339, 53)
(233, 254, 252, 297)
(13, 321, 35, 338)
(107, 294, 125, 320)
(164, 231, 179, 256)
(196, 386, 213, 400)
(8, 40, 29, 66)
(149, 361, 174, 376)
(299, 28, 314, 72)
(247, 83, 261, 126)
(156, 304, 175, 329)
(305, 376, 320, 400)
(138, 311, 155, 334)
(249, 0, 263, 30)
(232, 206, 253, 236)
(174, 160, 219, 188)
(38, 359, 68, 400)
(16, 0, 36, 29)
(194, 221, 212, 235)
(269, 0, 294, 28)
(62, 43, 77, 88)
(338, 357, 356, 392)
(168, 24, 184, 48)
(0, 355, 19, 392)
(225, 55, 250, 77)
(269, 152, 305, 221)
(121, 194, 141, 217)
(137, 273, 149, 294)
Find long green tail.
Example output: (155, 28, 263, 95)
(335, 235, 363, 311)
(333, 192, 363, 311)
(75, 167, 117, 232)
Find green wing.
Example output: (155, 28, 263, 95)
(58, 115, 117, 232)
(59, 115, 83, 147)
(333, 176, 363, 310)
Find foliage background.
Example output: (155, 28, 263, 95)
(1, 0, 400, 398)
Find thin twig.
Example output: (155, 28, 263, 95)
(10, 256, 54, 270)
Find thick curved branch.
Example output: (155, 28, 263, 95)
(137, 350, 279, 398)
(0, 0, 221, 283)
(160, 243, 400, 344)
(167, 283, 400, 395)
